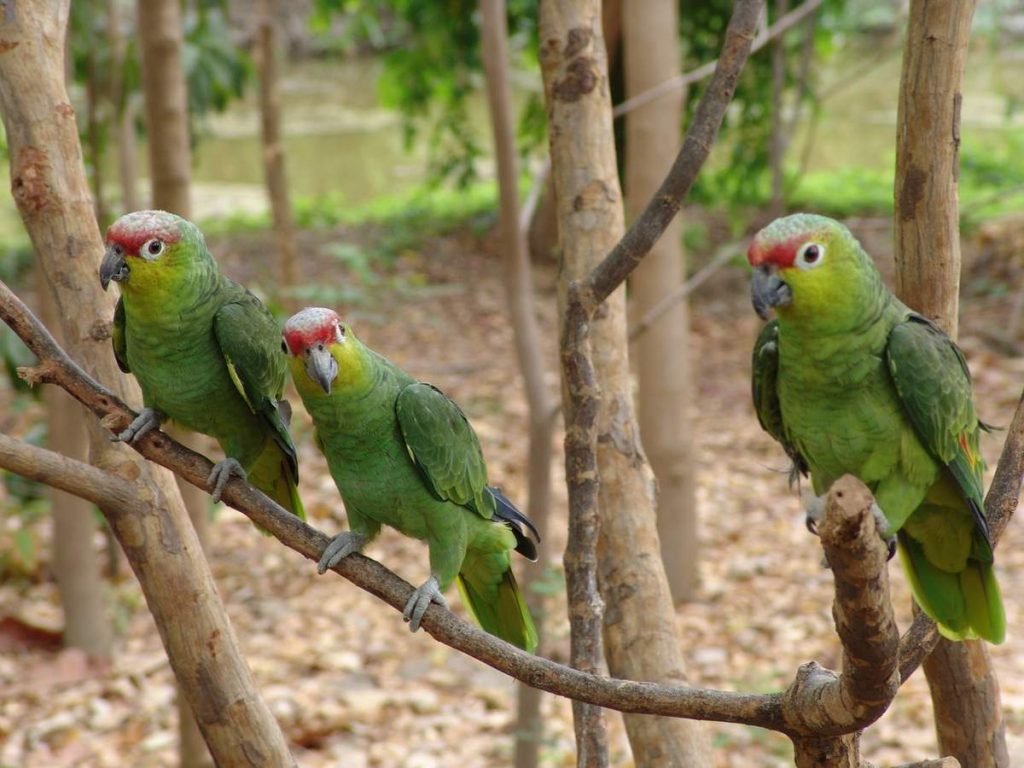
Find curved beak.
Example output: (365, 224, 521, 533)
(306, 345, 338, 395)
(100, 247, 129, 290)
(751, 266, 792, 320)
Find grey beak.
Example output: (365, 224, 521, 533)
(751, 266, 792, 320)
(100, 247, 129, 290)
(306, 345, 338, 395)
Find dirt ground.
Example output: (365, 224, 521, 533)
(0, 214, 1022, 767)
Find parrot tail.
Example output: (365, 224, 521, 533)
(457, 550, 538, 653)
(898, 531, 1005, 644)
(247, 436, 306, 522)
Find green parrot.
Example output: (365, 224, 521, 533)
(99, 210, 303, 519)
(749, 213, 1004, 644)
(282, 307, 539, 651)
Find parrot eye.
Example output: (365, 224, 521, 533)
(796, 242, 825, 269)
(142, 239, 165, 259)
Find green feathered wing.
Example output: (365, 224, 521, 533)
(752, 320, 808, 485)
(212, 291, 304, 520)
(396, 382, 537, 652)
(885, 316, 1003, 643)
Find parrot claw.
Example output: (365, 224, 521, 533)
(870, 503, 898, 561)
(802, 490, 826, 536)
(317, 531, 369, 574)
(207, 458, 246, 503)
(115, 408, 162, 444)
(402, 575, 448, 633)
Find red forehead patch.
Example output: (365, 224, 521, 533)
(747, 232, 804, 269)
(106, 210, 183, 255)
(283, 307, 341, 355)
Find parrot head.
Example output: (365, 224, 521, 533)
(283, 307, 364, 396)
(100, 210, 204, 293)
(747, 213, 871, 323)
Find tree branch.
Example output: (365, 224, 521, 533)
(0, 431, 139, 511)
(4, 278, 1012, 761)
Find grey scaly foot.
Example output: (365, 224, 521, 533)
(317, 531, 369, 574)
(402, 575, 448, 633)
(802, 489, 826, 536)
(115, 407, 162, 443)
(870, 502, 898, 561)
(207, 458, 246, 503)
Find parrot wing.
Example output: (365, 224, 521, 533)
(212, 290, 298, 478)
(395, 382, 494, 519)
(752, 319, 808, 483)
(112, 297, 130, 374)
(885, 314, 991, 552)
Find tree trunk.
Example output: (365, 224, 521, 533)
(137, 0, 191, 216)
(538, 2, 712, 766)
(39, 272, 114, 659)
(107, 0, 138, 214)
(0, 3, 294, 764)
(478, 3, 557, 767)
(136, 3, 214, 762)
(256, 0, 299, 306)
(623, 0, 699, 603)
(769, 0, 789, 216)
(894, 2, 1007, 766)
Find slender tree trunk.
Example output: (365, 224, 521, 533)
(769, 0, 789, 216)
(137, 0, 191, 216)
(39, 271, 114, 659)
(107, 0, 138, 214)
(623, 0, 699, 603)
(135, 3, 215, 763)
(894, 2, 1007, 766)
(539, 2, 712, 765)
(478, 4, 557, 767)
(118, 101, 141, 213)
(0, 4, 294, 763)
(256, 0, 299, 306)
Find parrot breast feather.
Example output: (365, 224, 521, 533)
(885, 315, 991, 552)
(395, 382, 494, 519)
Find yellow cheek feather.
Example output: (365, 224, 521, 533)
(329, 340, 369, 390)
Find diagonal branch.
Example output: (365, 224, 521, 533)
(5, 273, 1018, 761)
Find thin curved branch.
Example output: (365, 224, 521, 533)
(0, 276, 788, 730)
(0, 290, 908, 743)
(0, 431, 139, 511)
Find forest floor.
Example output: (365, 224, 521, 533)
(1, 213, 1023, 767)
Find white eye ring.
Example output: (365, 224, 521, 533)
(796, 242, 825, 269)
(141, 239, 165, 260)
